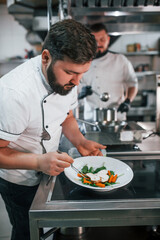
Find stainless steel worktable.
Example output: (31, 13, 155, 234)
(29, 122, 160, 240)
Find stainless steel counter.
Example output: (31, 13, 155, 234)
(29, 122, 160, 240)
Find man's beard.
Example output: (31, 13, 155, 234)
(95, 48, 108, 59)
(47, 63, 75, 96)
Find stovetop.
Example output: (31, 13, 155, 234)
(49, 160, 160, 202)
(105, 144, 141, 152)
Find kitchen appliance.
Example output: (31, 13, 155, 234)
(7, 0, 160, 40)
(130, 91, 148, 107)
(30, 160, 160, 240)
(84, 121, 145, 144)
(93, 107, 117, 125)
(49, 160, 158, 201)
(29, 122, 160, 240)
(127, 89, 156, 121)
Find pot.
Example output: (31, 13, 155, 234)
(93, 107, 117, 125)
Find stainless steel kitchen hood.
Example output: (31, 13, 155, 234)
(67, 0, 160, 35)
(7, 0, 160, 39)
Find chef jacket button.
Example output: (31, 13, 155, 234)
(44, 100, 47, 103)
(46, 125, 48, 128)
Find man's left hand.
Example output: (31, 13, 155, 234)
(117, 98, 130, 113)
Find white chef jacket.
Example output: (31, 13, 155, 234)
(79, 51, 138, 121)
(0, 55, 78, 186)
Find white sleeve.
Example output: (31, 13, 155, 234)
(122, 55, 138, 88)
(0, 86, 29, 141)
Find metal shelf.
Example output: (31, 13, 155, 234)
(122, 51, 159, 56)
(136, 71, 160, 77)
(0, 59, 27, 64)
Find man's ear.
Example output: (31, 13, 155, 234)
(42, 49, 52, 67)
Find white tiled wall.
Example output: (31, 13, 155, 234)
(0, 4, 32, 60)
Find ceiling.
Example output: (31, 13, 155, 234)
(6, 0, 160, 41)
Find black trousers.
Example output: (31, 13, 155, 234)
(0, 177, 39, 240)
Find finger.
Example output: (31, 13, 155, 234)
(95, 143, 106, 149)
(96, 150, 103, 156)
(57, 152, 74, 164)
(54, 167, 64, 173)
(52, 169, 64, 176)
(56, 159, 71, 168)
(89, 149, 100, 156)
(100, 145, 107, 149)
(97, 151, 103, 156)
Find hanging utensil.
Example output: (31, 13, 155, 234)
(78, 86, 110, 102)
(92, 90, 110, 102)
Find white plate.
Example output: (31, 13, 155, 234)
(64, 156, 134, 192)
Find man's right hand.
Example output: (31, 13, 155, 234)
(37, 151, 74, 176)
(117, 98, 131, 113)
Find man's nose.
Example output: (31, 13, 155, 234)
(96, 40, 101, 47)
(71, 74, 82, 86)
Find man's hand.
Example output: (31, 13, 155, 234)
(76, 139, 106, 157)
(117, 98, 131, 113)
(37, 151, 74, 176)
(78, 86, 93, 99)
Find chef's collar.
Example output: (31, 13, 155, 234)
(95, 49, 108, 59)
(38, 61, 53, 94)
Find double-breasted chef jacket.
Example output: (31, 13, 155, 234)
(79, 51, 138, 121)
(0, 55, 78, 186)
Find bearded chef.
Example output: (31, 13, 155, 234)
(0, 20, 106, 240)
(79, 23, 138, 121)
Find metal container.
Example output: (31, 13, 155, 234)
(93, 108, 117, 125)
(93, 108, 104, 123)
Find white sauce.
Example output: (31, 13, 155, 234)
(97, 170, 109, 182)
(86, 173, 100, 182)
(86, 169, 109, 183)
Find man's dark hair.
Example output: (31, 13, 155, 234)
(42, 19, 97, 64)
(89, 23, 108, 33)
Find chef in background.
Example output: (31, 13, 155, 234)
(79, 23, 138, 121)
(0, 19, 106, 240)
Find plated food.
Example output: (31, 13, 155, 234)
(64, 156, 134, 192)
(77, 165, 119, 188)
